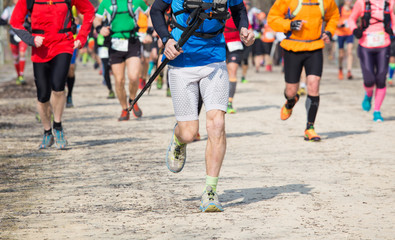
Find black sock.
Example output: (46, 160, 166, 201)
(53, 121, 62, 131)
(44, 128, 52, 135)
(67, 76, 75, 97)
(285, 92, 299, 109)
(229, 81, 237, 99)
(305, 95, 320, 129)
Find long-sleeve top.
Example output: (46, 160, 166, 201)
(348, 0, 395, 48)
(268, 0, 339, 52)
(10, 0, 94, 63)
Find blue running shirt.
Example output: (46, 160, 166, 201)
(162, 0, 243, 67)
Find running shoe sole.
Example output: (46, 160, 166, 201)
(200, 203, 224, 212)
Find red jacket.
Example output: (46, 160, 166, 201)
(10, 0, 94, 63)
(224, 16, 241, 43)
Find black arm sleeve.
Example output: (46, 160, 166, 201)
(230, 2, 249, 31)
(150, 0, 171, 40)
(12, 27, 35, 46)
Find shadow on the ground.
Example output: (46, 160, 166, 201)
(384, 116, 395, 121)
(320, 130, 371, 139)
(77, 102, 118, 108)
(73, 137, 143, 147)
(184, 184, 313, 207)
(144, 114, 174, 120)
(66, 115, 114, 123)
(198, 131, 268, 141)
(236, 105, 279, 113)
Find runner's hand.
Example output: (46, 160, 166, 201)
(164, 38, 183, 60)
(321, 31, 332, 44)
(240, 27, 255, 46)
(290, 20, 304, 31)
(34, 36, 44, 47)
(143, 34, 153, 44)
(73, 40, 81, 49)
(100, 26, 111, 37)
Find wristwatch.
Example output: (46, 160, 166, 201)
(162, 35, 173, 46)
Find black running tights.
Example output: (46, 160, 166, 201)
(33, 53, 72, 103)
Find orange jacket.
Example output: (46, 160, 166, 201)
(268, 0, 339, 52)
(261, 23, 276, 43)
(335, 5, 353, 36)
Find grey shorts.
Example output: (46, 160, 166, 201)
(168, 61, 229, 121)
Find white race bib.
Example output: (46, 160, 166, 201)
(366, 32, 385, 47)
(98, 47, 109, 58)
(111, 38, 128, 52)
(227, 41, 243, 52)
(265, 32, 275, 40)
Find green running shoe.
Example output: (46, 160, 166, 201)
(241, 76, 248, 83)
(16, 76, 26, 85)
(227, 102, 236, 114)
(157, 75, 163, 89)
(107, 90, 115, 99)
(38, 132, 54, 149)
(200, 186, 224, 212)
(165, 123, 187, 173)
(53, 128, 68, 149)
(166, 88, 171, 97)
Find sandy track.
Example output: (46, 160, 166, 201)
(0, 63, 394, 239)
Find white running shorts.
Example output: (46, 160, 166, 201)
(168, 61, 229, 121)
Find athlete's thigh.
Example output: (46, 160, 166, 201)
(125, 56, 141, 80)
(168, 66, 201, 122)
(283, 50, 304, 84)
(33, 61, 52, 100)
(304, 49, 323, 78)
(50, 53, 72, 91)
(111, 62, 126, 82)
(199, 62, 229, 113)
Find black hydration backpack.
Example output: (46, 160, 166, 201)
(361, 0, 393, 35)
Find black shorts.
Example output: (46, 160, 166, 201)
(252, 39, 265, 56)
(283, 49, 323, 84)
(390, 38, 395, 57)
(109, 38, 141, 65)
(262, 42, 273, 55)
(226, 50, 243, 65)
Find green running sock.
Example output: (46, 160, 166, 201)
(205, 175, 218, 192)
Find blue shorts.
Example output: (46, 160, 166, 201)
(70, 48, 78, 64)
(337, 35, 354, 49)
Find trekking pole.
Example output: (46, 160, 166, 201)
(128, 11, 205, 112)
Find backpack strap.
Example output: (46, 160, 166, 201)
(288, 0, 325, 19)
(109, 0, 118, 25)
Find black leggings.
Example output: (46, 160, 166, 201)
(357, 45, 389, 89)
(101, 57, 112, 91)
(33, 53, 72, 103)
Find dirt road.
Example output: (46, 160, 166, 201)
(1, 63, 394, 239)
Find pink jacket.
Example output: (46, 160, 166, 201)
(349, 0, 395, 48)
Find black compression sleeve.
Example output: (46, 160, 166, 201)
(230, 2, 249, 32)
(150, 0, 171, 40)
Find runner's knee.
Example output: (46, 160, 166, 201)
(206, 112, 225, 136)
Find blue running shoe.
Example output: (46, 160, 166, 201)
(373, 111, 384, 122)
(165, 123, 187, 173)
(66, 96, 74, 108)
(39, 133, 54, 149)
(53, 128, 68, 149)
(362, 94, 372, 112)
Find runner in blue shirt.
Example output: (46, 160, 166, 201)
(151, 0, 254, 212)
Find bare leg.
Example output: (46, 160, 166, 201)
(205, 110, 226, 177)
(112, 62, 127, 109)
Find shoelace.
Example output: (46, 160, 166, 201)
(208, 191, 215, 201)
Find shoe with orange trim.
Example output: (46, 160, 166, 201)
(304, 127, 321, 142)
(139, 78, 146, 90)
(118, 109, 130, 121)
(266, 64, 272, 72)
(338, 69, 343, 80)
(132, 102, 142, 118)
(347, 71, 353, 80)
(194, 132, 201, 141)
(280, 95, 299, 120)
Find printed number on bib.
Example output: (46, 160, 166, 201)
(227, 41, 243, 52)
(111, 38, 128, 52)
(367, 32, 385, 48)
(98, 47, 109, 58)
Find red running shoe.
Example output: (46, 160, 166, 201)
(118, 109, 130, 121)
